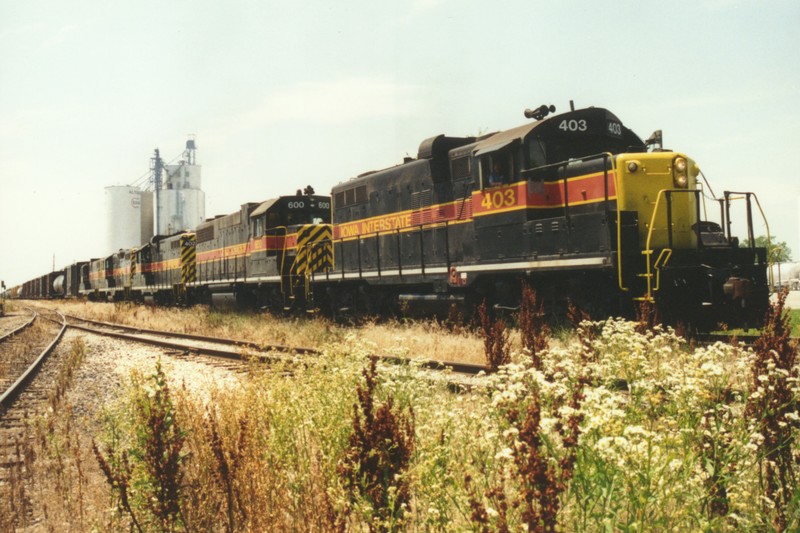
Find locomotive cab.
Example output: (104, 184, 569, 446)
(247, 193, 333, 310)
(463, 105, 768, 327)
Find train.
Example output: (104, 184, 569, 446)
(12, 103, 770, 330)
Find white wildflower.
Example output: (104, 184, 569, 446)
(495, 447, 514, 461)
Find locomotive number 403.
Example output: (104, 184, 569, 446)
(481, 188, 517, 210)
(558, 119, 587, 132)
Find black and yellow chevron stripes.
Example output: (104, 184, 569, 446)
(180, 233, 197, 283)
(292, 224, 334, 276)
(130, 249, 138, 277)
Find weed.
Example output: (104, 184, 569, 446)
(519, 284, 549, 369)
(566, 300, 591, 329)
(699, 390, 735, 521)
(479, 299, 511, 372)
(337, 355, 415, 532)
(94, 442, 143, 532)
(48, 337, 86, 412)
(135, 360, 187, 531)
(94, 360, 187, 532)
(635, 299, 660, 334)
(746, 289, 799, 531)
(446, 303, 465, 333)
(204, 406, 249, 533)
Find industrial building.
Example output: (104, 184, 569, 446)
(105, 137, 204, 254)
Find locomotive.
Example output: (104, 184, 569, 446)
(16, 103, 769, 330)
(316, 104, 769, 329)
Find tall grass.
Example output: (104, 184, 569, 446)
(336, 355, 415, 531)
(48, 300, 491, 365)
(12, 298, 800, 530)
(81, 312, 798, 530)
(478, 299, 511, 372)
(789, 308, 800, 337)
(746, 290, 799, 531)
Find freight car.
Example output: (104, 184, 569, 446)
(314, 104, 769, 330)
(20, 270, 65, 299)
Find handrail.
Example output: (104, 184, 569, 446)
(724, 191, 771, 285)
(642, 188, 731, 300)
(641, 189, 680, 301)
(651, 248, 673, 294)
(520, 151, 615, 177)
(723, 191, 770, 257)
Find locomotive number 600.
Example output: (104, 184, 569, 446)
(481, 188, 516, 210)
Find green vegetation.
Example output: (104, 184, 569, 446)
(7, 300, 800, 530)
(743, 235, 793, 262)
(83, 314, 799, 530)
(790, 309, 800, 337)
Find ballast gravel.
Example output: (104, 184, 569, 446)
(0, 312, 33, 338)
(62, 329, 246, 432)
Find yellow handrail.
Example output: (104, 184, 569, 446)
(272, 226, 289, 296)
(651, 248, 673, 294)
(616, 204, 628, 292)
(640, 189, 674, 301)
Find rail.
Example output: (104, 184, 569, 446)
(63, 313, 489, 375)
(639, 189, 702, 301)
(0, 310, 67, 409)
(722, 191, 772, 283)
(0, 307, 37, 343)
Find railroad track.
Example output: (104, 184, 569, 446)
(693, 332, 762, 349)
(2, 304, 487, 467)
(0, 307, 68, 506)
(63, 313, 316, 362)
(61, 313, 490, 376)
(0, 308, 66, 411)
(0, 308, 37, 343)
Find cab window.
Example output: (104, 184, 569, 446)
(481, 152, 515, 188)
(253, 217, 264, 238)
(527, 137, 547, 168)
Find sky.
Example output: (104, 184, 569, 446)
(1, 0, 799, 287)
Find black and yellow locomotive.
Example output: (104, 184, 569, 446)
(77, 194, 333, 310)
(318, 104, 768, 329)
(16, 104, 769, 330)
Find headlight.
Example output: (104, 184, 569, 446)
(627, 161, 639, 173)
(673, 156, 688, 188)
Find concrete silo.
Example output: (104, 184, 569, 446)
(105, 186, 154, 253)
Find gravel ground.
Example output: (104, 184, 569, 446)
(63, 329, 247, 433)
(0, 312, 33, 338)
(4, 328, 248, 531)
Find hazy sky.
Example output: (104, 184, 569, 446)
(1, 0, 798, 287)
